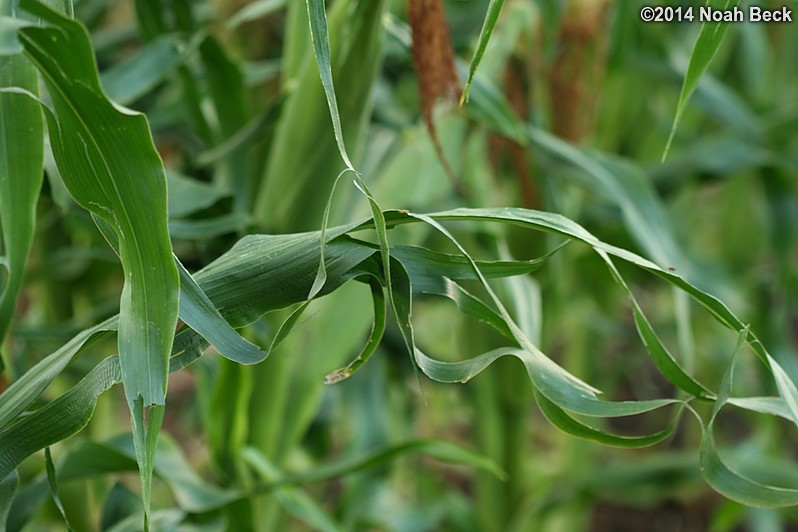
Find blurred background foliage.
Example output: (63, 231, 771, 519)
(2, 0, 798, 529)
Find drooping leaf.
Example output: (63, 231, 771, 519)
(701, 329, 798, 507)
(412, 208, 789, 385)
(19, 0, 179, 406)
(18, 1, 179, 522)
(324, 277, 386, 383)
(175, 258, 265, 365)
(534, 390, 678, 448)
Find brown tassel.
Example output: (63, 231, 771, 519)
(408, 0, 466, 195)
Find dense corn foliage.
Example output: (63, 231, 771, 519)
(1, 0, 798, 530)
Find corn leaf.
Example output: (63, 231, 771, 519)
(0, 471, 16, 528)
(700, 329, 798, 507)
(175, 257, 265, 365)
(255, 0, 386, 231)
(227, 0, 286, 30)
(44, 448, 72, 531)
(19, 0, 179, 407)
(0, 1, 43, 366)
(305, 0, 354, 171)
(534, 390, 677, 448)
(663, 0, 741, 160)
(18, 0, 179, 524)
(460, 0, 505, 105)
(252, 439, 506, 488)
(0, 319, 116, 430)
(0, 356, 123, 480)
(100, 35, 183, 106)
(242, 447, 344, 532)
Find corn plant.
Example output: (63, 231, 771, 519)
(1, 0, 798, 530)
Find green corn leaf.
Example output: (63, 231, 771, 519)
(93, 215, 266, 366)
(166, 170, 230, 218)
(18, 0, 179, 523)
(0, 231, 377, 481)
(168, 213, 251, 240)
(0, 356, 123, 481)
(392, 242, 566, 282)
(346, 173, 418, 383)
(460, 0, 505, 105)
(241, 447, 345, 532)
(227, 0, 286, 31)
(663, 0, 741, 161)
(534, 390, 677, 449)
(308, 167, 359, 300)
(413, 275, 513, 340)
(632, 306, 713, 398)
(0, 2, 44, 365)
(325, 277, 386, 383)
(0, 337, 208, 483)
(727, 397, 796, 422)
(700, 328, 798, 507)
(415, 346, 674, 418)
(461, 72, 729, 394)
(390, 241, 562, 341)
(198, 35, 254, 212)
(175, 258, 265, 365)
(409, 208, 794, 410)
(700, 433, 798, 508)
(19, 0, 179, 406)
(0, 471, 16, 529)
(305, 0, 354, 171)
(44, 448, 72, 531)
(99, 35, 183, 105)
(194, 230, 374, 327)
(0, 318, 115, 430)
(252, 439, 506, 488)
(255, 0, 385, 231)
(407, 212, 600, 397)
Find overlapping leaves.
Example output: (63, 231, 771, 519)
(3, 205, 798, 510)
